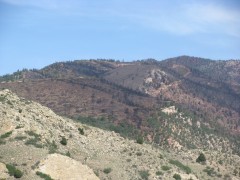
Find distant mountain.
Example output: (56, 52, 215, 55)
(0, 56, 240, 155)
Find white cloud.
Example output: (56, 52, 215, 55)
(125, 2, 240, 37)
(1, 0, 240, 37)
(183, 3, 240, 37)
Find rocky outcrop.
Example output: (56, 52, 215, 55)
(37, 154, 99, 180)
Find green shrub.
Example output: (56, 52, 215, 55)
(196, 153, 206, 163)
(78, 128, 84, 135)
(173, 173, 181, 180)
(136, 136, 144, 144)
(0, 131, 13, 138)
(36, 171, 53, 180)
(103, 168, 112, 174)
(60, 137, 67, 145)
(169, 159, 192, 174)
(156, 171, 163, 176)
(139, 170, 149, 180)
(161, 165, 171, 171)
(6, 164, 23, 178)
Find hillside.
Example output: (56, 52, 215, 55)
(1, 89, 240, 180)
(0, 56, 240, 156)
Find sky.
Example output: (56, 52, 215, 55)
(0, 0, 240, 75)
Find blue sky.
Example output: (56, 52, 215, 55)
(0, 0, 240, 75)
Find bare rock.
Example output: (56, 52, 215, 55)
(37, 154, 99, 180)
(0, 162, 10, 179)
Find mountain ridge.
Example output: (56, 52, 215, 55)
(0, 55, 240, 155)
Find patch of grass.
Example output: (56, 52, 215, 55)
(173, 173, 181, 180)
(76, 116, 139, 139)
(156, 171, 163, 176)
(48, 141, 58, 154)
(103, 168, 112, 174)
(139, 170, 150, 180)
(36, 171, 53, 180)
(15, 136, 27, 141)
(161, 165, 171, 171)
(31, 161, 40, 170)
(136, 152, 142, 156)
(203, 166, 218, 177)
(25, 138, 43, 148)
(26, 131, 40, 138)
(6, 164, 23, 178)
(25, 131, 43, 148)
(169, 159, 192, 174)
(0, 131, 13, 138)
(7, 100, 13, 106)
(60, 137, 67, 146)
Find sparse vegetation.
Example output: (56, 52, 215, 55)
(0, 60, 240, 180)
(203, 166, 218, 177)
(60, 137, 67, 145)
(0, 139, 6, 145)
(156, 171, 163, 176)
(48, 140, 58, 153)
(0, 131, 13, 138)
(66, 151, 71, 157)
(169, 159, 191, 174)
(136, 136, 144, 144)
(161, 165, 171, 171)
(136, 152, 142, 156)
(36, 171, 53, 180)
(31, 161, 40, 170)
(103, 168, 112, 174)
(6, 164, 23, 178)
(78, 127, 84, 135)
(173, 173, 181, 180)
(139, 170, 149, 180)
(25, 131, 42, 148)
(15, 136, 27, 140)
(76, 116, 139, 139)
